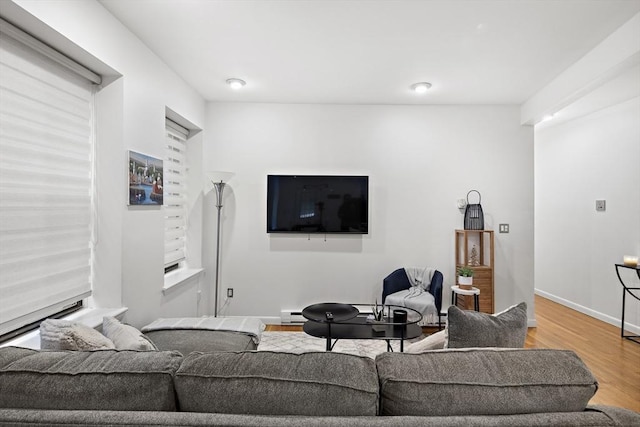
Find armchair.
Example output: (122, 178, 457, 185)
(382, 268, 443, 329)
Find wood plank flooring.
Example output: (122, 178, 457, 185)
(266, 295, 640, 412)
(526, 295, 639, 412)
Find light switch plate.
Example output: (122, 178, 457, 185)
(499, 224, 509, 233)
(596, 200, 606, 212)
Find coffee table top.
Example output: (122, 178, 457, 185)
(302, 303, 422, 342)
(302, 303, 359, 323)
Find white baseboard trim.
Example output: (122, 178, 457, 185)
(535, 289, 640, 335)
(224, 314, 540, 329)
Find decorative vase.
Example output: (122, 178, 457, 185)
(458, 275, 473, 290)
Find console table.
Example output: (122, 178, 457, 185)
(615, 263, 640, 344)
(302, 303, 422, 352)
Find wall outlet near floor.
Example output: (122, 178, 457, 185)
(227, 288, 234, 298)
(499, 224, 509, 233)
(596, 200, 606, 212)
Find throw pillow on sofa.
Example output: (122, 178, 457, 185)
(103, 316, 157, 351)
(40, 319, 115, 351)
(405, 329, 446, 353)
(446, 301, 527, 348)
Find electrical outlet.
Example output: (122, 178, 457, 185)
(499, 224, 509, 233)
(227, 288, 234, 298)
(596, 200, 606, 212)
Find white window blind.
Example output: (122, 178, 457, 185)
(164, 120, 188, 269)
(0, 24, 95, 336)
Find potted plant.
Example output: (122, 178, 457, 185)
(457, 266, 474, 289)
(370, 300, 386, 333)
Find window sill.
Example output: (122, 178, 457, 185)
(163, 268, 204, 294)
(0, 307, 128, 350)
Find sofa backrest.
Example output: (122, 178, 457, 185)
(0, 346, 182, 411)
(174, 350, 379, 416)
(376, 348, 599, 416)
(0, 346, 600, 418)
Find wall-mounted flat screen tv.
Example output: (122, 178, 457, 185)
(267, 175, 369, 234)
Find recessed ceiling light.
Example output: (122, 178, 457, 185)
(410, 82, 432, 94)
(226, 78, 246, 90)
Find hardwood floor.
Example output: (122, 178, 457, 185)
(266, 295, 640, 412)
(526, 295, 640, 412)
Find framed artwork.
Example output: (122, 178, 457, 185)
(128, 150, 163, 205)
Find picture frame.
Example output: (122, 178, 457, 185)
(128, 150, 163, 206)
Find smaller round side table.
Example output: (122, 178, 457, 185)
(451, 285, 480, 311)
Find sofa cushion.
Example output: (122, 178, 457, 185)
(103, 316, 157, 351)
(446, 302, 527, 348)
(175, 351, 379, 416)
(376, 348, 598, 416)
(0, 347, 182, 411)
(40, 319, 115, 350)
(145, 329, 257, 354)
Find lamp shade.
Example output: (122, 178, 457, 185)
(205, 171, 234, 193)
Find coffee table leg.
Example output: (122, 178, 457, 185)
(326, 323, 332, 351)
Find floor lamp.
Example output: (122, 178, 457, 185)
(207, 171, 234, 317)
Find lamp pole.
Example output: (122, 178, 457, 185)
(213, 180, 226, 317)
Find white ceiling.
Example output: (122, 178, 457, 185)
(99, 0, 640, 105)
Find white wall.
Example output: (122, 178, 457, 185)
(204, 103, 535, 323)
(8, 0, 207, 328)
(535, 96, 640, 333)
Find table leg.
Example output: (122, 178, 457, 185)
(621, 289, 626, 338)
(474, 294, 479, 311)
(326, 323, 332, 351)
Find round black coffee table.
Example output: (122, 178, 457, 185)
(301, 302, 359, 323)
(302, 303, 421, 352)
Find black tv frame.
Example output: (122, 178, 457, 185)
(267, 174, 369, 234)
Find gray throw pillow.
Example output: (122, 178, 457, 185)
(446, 302, 527, 348)
(40, 319, 115, 350)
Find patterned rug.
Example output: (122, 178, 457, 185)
(257, 331, 424, 358)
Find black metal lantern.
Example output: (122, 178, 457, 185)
(464, 190, 484, 230)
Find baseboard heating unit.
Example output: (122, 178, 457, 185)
(280, 310, 306, 324)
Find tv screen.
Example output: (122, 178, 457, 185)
(267, 175, 369, 234)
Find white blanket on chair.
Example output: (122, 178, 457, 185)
(404, 267, 435, 291)
(385, 267, 437, 324)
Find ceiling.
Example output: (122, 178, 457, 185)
(99, 0, 640, 105)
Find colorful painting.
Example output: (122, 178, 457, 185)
(128, 150, 163, 205)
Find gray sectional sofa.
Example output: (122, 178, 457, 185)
(1, 344, 639, 426)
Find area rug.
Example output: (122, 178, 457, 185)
(257, 331, 424, 358)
